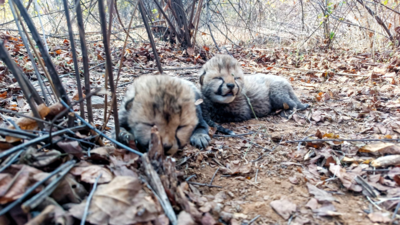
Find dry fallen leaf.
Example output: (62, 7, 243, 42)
(219, 160, 252, 175)
(371, 155, 400, 167)
(0, 165, 43, 204)
(70, 165, 113, 184)
(359, 143, 400, 155)
(368, 212, 391, 223)
(306, 183, 336, 203)
(6, 103, 50, 143)
(70, 176, 161, 224)
(270, 199, 296, 220)
(329, 164, 362, 192)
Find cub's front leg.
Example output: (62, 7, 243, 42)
(190, 104, 211, 149)
(200, 101, 235, 135)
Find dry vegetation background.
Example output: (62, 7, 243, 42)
(1, 0, 400, 224)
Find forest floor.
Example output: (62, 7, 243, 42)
(1, 32, 400, 225)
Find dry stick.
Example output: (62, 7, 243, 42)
(206, 1, 221, 52)
(63, 0, 85, 118)
(0, 160, 76, 216)
(286, 138, 400, 143)
(209, 168, 220, 186)
(214, 132, 255, 138)
(329, 15, 387, 38)
(0, 150, 23, 173)
(13, 0, 71, 105)
(188, 0, 197, 26)
(59, 100, 143, 156)
(15, 14, 57, 99)
(102, 0, 115, 130)
(0, 41, 44, 130)
(98, 0, 120, 137)
(101, 3, 137, 133)
(255, 169, 259, 183)
(0, 125, 86, 159)
(133, 66, 201, 71)
(355, 0, 394, 42)
(142, 153, 177, 225)
(392, 201, 400, 222)
(9, 0, 50, 105)
(75, 0, 93, 124)
(0, 128, 38, 140)
(0, 108, 64, 129)
(22, 162, 75, 212)
(191, 0, 203, 47)
(81, 173, 102, 225)
(187, 182, 223, 188)
(139, 0, 163, 74)
(48, 88, 101, 146)
(249, 215, 261, 224)
(152, 0, 182, 43)
(114, 0, 138, 43)
(274, 65, 369, 77)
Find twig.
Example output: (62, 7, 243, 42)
(75, 0, 93, 123)
(274, 66, 369, 77)
(63, 0, 85, 118)
(33, 0, 49, 51)
(255, 169, 259, 183)
(9, 0, 50, 105)
(206, 0, 221, 52)
(286, 138, 400, 143)
(185, 175, 197, 182)
(142, 153, 177, 225)
(0, 125, 86, 159)
(0, 128, 38, 140)
(0, 160, 76, 216)
(13, 0, 71, 105)
(367, 196, 382, 211)
(363, 169, 390, 172)
(0, 150, 23, 173)
(101, 3, 136, 135)
(187, 182, 222, 188)
(214, 132, 255, 138)
(0, 108, 64, 129)
(80, 173, 102, 225)
(22, 161, 75, 212)
(138, 0, 163, 73)
(249, 215, 260, 224)
(209, 168, 220, 186)
(133, 66, 201, 71)
(392, 201, 400, 221)
(0, 40, 43, 129)
(98, 0, 120, 137)
(60, 100, 143, 156)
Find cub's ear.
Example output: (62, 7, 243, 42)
(199, 70, 206, 86)
(124, 98, 134, 111)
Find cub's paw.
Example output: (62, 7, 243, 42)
(190, 133, 211, 149)
(117, 128, 138, 149)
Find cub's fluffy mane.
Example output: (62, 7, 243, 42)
(200, 54, 242, 79)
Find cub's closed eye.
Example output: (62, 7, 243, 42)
(142, 123, 155, 127)
(234, 77, 241, 80)
(213, 77, 223, 80)
(177, 125, 188, 130)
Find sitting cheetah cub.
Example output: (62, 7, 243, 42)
(199, 54, 309, 135)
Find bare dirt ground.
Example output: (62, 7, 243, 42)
(1, 33, 400, 224)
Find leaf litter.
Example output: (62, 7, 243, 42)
(1, 32, 400, 224)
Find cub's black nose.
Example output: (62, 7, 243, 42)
(226, 83, 235, 89)
(163, 144, 172, 152)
